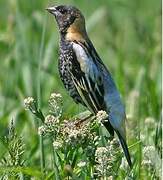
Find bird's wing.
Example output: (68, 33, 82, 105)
(71, 41, 132, 167)
(70, 41, 105, 114)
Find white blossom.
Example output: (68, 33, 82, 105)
(45, 114, 58, 125)
(38, 126, 46, 136)
(24, 97, 35, 110)
(53, 141, 62, 150)
(96, 110, 108, 123)
(77, 161, 86, 168)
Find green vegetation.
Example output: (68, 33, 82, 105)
(0, 0, 161, 179)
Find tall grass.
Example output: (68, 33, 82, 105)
(0, 0, 161, 179)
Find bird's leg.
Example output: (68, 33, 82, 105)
(108, 135, 114, 141)
(75, 113, 94, 126)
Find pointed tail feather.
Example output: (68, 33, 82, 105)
(116, 131, 132, 168)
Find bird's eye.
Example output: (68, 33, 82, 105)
(59, 8, 67, 14)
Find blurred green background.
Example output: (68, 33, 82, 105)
(0, 0, 161, 178)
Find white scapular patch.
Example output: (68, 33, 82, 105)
(72, 42, 89, 72)
(72, 42, 100, 82)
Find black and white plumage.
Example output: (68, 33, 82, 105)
(47, 5, 132, 167)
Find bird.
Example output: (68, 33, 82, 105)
(46, 5, 132, 167)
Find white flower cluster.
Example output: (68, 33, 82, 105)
(142, 145, 162, 177)
(96, 110, 108, 124)
(24, 97, 35, 110)
(95, 147, 109, 177)
(61, 120, 93, 148)
(45, 114, 59, 125)
(49, 92, 63, 117)
(38, 114, 60, 136)
(77, 161, 86, 168)
(50, 93, 62, 99)
(38, 126, 46, 136)
(53, 141, 62, 150)
(94, 138, 121, 178)
(95, 147, 108, 160)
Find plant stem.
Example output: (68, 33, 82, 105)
(50, 138, 60, 180)
(37, 13, 47, 109)
(37, 11, 47, 179)
(40, 135, 45, 176)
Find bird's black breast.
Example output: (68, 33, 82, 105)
(58, 39, 85, 105)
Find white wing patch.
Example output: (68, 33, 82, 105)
(72, 42, 89, 72)
(72, 42, 101, 83)
(70, 42, 105, 114)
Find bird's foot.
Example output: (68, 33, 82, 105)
(74, 113, 93, 126)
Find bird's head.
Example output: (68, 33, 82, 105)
(46, 5, 87, 41)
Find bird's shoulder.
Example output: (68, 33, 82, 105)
(59, 38, 84, 79)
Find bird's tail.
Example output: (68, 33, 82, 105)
(116, 130, 132, 168)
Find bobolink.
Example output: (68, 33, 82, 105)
(46, 5, 132, 167)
